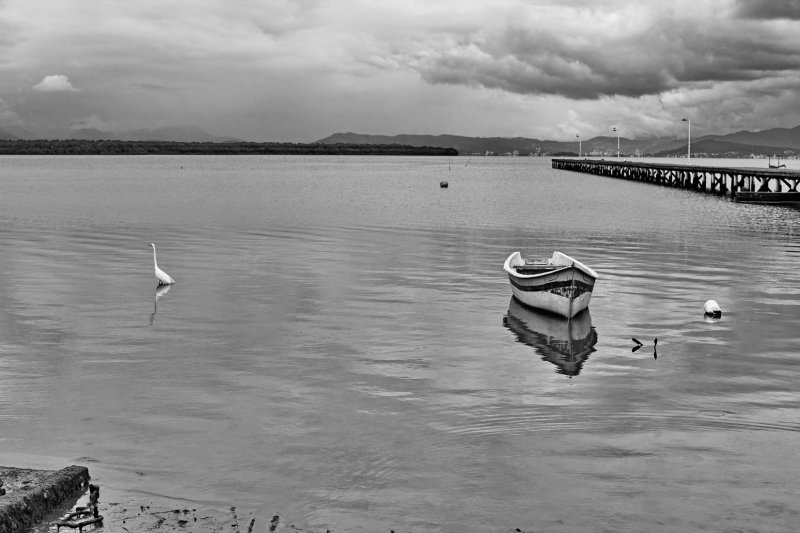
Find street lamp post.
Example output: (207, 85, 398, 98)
(682, 118, 691, 161)
(613, 126, 620, 159)
(576, 133, 581, 158)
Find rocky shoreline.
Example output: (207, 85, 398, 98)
(0, 466, 90, 533)
(3, 465, 536, 533)
(0, 466, 311, 533)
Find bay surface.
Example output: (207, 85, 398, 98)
(1, 155, 799, 532)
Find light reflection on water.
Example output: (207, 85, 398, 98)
(0, 156, 799, 532)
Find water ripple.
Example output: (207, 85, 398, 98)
(429, 407, 800, 437)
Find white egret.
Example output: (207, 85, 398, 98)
(149, 243, 175, 286)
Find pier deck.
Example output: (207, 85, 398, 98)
(552, 158, 800, 203)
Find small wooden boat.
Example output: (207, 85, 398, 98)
(503, 251, 598, 318)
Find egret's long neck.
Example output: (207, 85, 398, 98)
(152, 247, 158, 268)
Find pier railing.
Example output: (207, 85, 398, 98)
(552, 158, 800, 203)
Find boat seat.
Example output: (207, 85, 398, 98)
(514, 265, 559, 274)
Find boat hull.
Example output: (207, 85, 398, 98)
(503, 251, 597, 318)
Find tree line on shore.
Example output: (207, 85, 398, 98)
(0, 139, 458, 156)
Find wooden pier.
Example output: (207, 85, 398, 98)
(552, 159, 800, 203)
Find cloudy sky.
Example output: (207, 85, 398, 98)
(2, 0, 800, 141)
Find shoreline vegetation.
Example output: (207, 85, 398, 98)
(0, 139, 458, 156)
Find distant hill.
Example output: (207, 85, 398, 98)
(6, 123, 800, 156)
(0, 139, 457, 156)
(654, 138, 797, 158)
(0, 124, 36, 140)
(316, 132, 551, 155)
(70, 125, 240, 143)
(318, 127, 800, 157)
(318, 132, 686, 156)
(696, 126, 800, 151)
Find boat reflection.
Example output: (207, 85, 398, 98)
(504, 296, 598, 377)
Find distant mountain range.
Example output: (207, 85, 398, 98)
(317, 128, 800, 157)
(0, 125, 238, 143)
(2, 124, 800, 157)
(69, 125, 240, 143)
(0, 124, 33, 140)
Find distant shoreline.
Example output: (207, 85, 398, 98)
(0, 140, 458, 156)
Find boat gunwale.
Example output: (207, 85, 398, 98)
(503, 251, 599, 280)
(511, 264, 571, 277)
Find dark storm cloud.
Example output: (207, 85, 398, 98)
(5, 0, 800, 140)
(675, 23, 800, 81)
(418, 25, 674, 99)
(734, 0, 800, 19)
(415, 13, 800, 100)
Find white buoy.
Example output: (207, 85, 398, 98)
(703, 299, 721, 318)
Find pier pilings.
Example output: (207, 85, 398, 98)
(552, 159, 800, 203)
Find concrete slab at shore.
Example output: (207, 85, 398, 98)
(0, 465, 90, 533)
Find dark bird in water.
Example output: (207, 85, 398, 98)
(632, 337, 658, 356)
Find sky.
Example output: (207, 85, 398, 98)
(2, 0, 800, 142)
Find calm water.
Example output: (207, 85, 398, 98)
(1, 155, 799, 532)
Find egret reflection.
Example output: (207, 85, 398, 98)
(504, 296, 598, 376)
(149, 283, 172, 325)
